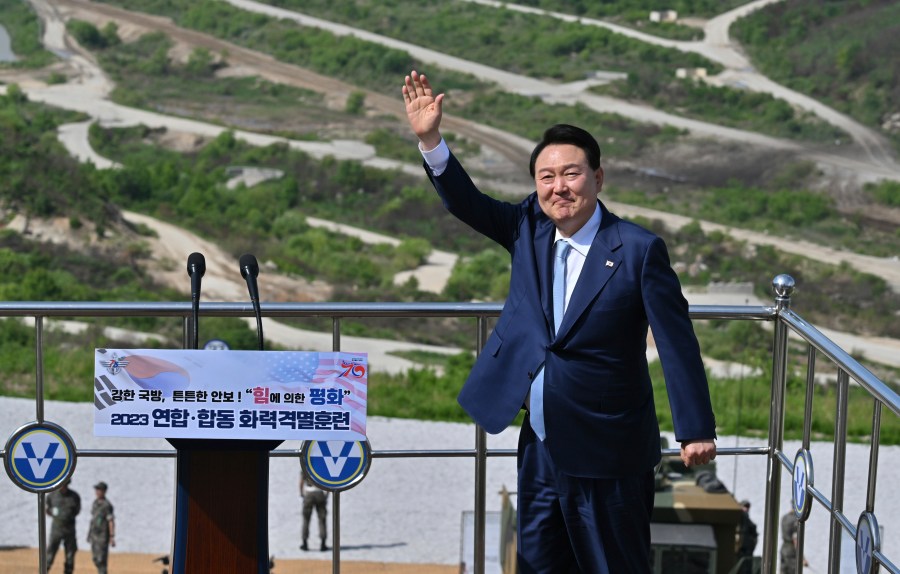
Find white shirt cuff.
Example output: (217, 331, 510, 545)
(420, 138, 450, 176)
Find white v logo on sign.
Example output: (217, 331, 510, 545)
(23, 442, 59, 480)
(320, 441, 352, 477)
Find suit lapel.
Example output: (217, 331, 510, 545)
(534, 216, 556, 332)
(557, 207, 623, 338)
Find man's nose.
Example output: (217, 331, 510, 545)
(552, 175, 568, 193)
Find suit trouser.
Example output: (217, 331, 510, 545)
(517, 417, 655, 574)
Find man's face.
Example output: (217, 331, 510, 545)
(534, 144, 603, 237)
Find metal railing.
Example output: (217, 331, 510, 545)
(1, 274, 898, 574)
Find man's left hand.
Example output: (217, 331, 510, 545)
(680, 439, 716, 467)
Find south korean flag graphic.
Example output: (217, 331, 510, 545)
(302, 439, 371, 492)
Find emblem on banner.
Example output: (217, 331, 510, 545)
(100, 354, 129, 376)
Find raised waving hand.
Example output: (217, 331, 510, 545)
(402, 70, 444, 150)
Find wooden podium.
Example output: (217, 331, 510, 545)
(167, 438, 280, 574)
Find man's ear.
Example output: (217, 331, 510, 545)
(595, 166, 605, 191)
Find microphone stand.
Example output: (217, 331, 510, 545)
(168, 252, 275, 573)
(239, 253, 264, 351)
(186, 252, 205, 350)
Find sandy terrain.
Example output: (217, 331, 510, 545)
(0, 548, 456, 574)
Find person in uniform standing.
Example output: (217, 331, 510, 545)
(46, 480, 81, 574)
(780, 511, 809, 573)
(300, 465, 329, 552)
(88, 481, 116, 574)
(737, 500, 758, 573)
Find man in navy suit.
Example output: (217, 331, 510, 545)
(402, 71, 717, 573)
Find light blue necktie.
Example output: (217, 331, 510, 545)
(530, 239, 570, 441)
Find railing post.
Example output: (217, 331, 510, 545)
(794, 345, 817, 570)
(332, 316, 342, 574)
(762, 274, 794, 574)
(35, 316, 48, 574)
(867, 400, 881, 514)
(474, 316, 489, 574)
(828, 370, 850, 573)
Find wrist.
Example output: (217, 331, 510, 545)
(419, 133, 442, 152)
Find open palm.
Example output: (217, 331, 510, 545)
(402, 71, 443, 148)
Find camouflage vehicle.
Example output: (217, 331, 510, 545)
(491, 452, 749, 574)
(651, 439, 749, 574)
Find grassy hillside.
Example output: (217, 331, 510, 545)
(0, 0, 56, 68)
(732, 0, 900, 151)
(92, 0, 843, 144)
(0, 86, 107, 226)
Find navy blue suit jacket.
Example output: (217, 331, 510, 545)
(428, 154, 716, 478)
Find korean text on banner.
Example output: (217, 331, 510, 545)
(93, 349, 367, 441)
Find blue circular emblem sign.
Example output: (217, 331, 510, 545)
(203, 339, 230, 351)
(791, 449, 813, 521)
(301, 439, 371, 492)
(856, 512, 880, 574)
(4, 421, 77, 493)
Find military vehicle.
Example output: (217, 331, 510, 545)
(651, 439, 750, 574)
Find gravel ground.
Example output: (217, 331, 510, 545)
(2, 396, 899, 572)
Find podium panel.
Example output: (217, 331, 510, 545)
(170, 440, 278, 574)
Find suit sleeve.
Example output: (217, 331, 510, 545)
(426, 153, 526, 251)
(640, 236, 716, 442)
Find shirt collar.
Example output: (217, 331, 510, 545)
(554, 201, 601, 257)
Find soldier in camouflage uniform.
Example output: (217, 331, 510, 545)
(300, 464, 329, 552)
(46, 480, 81, 574)
(737, 500, 758, 573)
(88, 481, 116, 574)
(780, 511, 809, 573)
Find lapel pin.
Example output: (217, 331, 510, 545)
(605, 260, 614, 268)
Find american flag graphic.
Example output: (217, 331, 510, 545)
(267, 352, 368, 434)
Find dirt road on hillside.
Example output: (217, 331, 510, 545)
(121, 211, 332, 303)
(606, 201, 900, 294)
(465, 0, 897, 169)
(53, 0, 534, 175)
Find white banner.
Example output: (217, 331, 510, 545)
(93, 349, 367, 441)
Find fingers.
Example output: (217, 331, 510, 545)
(413, 70, 426, 98)
(418, 73, 433, 98)
(680, 442, 716, 467)
(402, 70, 431, 102)
(402, 75, 412, 103)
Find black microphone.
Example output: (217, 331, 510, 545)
(186, 252, 206, 349)
(239, 253, 264, 350)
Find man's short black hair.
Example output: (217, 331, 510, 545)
(529, 124, 602, 178)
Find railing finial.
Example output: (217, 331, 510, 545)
(772, 274, 795, 311)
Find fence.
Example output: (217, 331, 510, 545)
(1, 274, 898, 574)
